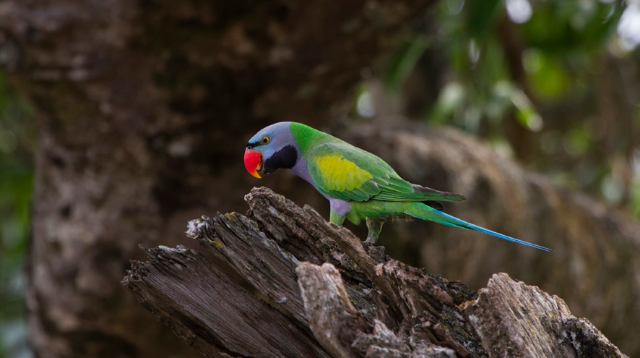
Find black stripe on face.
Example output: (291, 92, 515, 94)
(246, 141, 260, 150)
(263, 145, 297, 174)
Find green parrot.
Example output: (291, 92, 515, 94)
(244, 122, 550, 251)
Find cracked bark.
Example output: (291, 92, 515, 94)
(123, 187, 627, 358)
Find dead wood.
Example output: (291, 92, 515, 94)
(123, 187, 626, 358)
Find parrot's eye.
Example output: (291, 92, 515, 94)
(261, 136, 270, 144)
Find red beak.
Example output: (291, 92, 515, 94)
(244, 149, 263, 178)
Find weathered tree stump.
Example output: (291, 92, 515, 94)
(122, 187, 626, 358)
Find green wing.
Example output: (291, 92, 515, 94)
(306, 142, 465, 203)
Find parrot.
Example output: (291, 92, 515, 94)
(244, 122, 551, 251)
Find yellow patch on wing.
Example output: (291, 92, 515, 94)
(315, 153, 373, 191)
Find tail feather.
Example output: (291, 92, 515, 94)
(404, 203, 552, 252)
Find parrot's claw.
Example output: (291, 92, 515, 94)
(364, 236, 378, 245)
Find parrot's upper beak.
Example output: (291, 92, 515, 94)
(244, 149, 263, 178)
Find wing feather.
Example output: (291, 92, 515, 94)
(307, 142, 465, 203)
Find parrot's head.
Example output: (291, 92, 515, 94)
(244, 122, 298, 178)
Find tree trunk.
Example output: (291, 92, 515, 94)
(0, 1, 433, 357)
(123, 187, 626, 358)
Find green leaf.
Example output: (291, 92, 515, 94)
(383, 35, 430, 92)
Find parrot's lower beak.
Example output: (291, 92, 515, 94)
(244, 149, 263, 178)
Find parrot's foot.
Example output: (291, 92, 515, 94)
(365, 218, 384, 245)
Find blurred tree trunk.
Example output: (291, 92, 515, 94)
(0, 1, 433, 357)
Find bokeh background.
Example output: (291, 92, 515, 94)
(1, 0, 639, 357)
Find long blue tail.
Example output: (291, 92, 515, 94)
(404, 203, 552, 252)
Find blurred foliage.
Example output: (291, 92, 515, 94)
(370, 0, 640, 218)
(0, 71, 35, 358)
